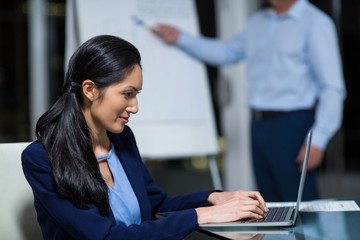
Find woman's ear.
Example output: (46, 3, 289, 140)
(82, 79, 98, 101)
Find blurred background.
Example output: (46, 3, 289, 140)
(1, 0, 360, 198)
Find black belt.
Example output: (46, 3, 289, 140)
(252, 109, 314, 120)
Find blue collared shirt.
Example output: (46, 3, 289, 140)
(175, 0, 346, 149)
(96, 144, 141, 226)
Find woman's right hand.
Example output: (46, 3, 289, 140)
(195, 197, 266, 225)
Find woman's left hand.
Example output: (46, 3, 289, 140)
(207, 190, 268, 213)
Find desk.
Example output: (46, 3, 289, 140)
(189, 198, 360, 240)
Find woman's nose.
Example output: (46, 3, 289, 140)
(127, 98, 138, 114)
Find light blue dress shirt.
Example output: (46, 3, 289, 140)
(96, 144, 141, 226)
(175, 0, 346, 149)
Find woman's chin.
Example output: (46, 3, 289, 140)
(109, 125, 125, 134)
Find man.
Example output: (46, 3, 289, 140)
(152, 0, 346, 201)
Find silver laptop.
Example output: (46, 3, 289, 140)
(200, 129, 313, 228)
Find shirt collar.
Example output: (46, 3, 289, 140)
(267, 0, 308, 20)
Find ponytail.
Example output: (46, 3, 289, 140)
(36, 84, 109, 215)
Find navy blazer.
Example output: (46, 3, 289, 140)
(22, 126, 214, 239)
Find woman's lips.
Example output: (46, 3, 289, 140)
(119, 116, 129, 123)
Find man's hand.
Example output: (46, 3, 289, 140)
(151, 24, 180, 44)
(297, 144, 324, 171)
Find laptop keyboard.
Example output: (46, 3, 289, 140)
(264, 207, 291, 222)
(241, 207, 293, 223)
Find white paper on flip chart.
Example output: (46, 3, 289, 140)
(266, 200, 360, 212)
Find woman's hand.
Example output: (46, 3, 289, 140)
(196, 190, 268, 225)
(207, 190, 267, 209)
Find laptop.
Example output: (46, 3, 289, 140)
(200, 129, 313, 228)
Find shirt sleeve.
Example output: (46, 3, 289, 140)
(175, 30, 246, 66)
(21, 142, 203, 240)
(307, 15, 347, 149)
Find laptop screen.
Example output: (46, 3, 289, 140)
(293, 129, 312, 220)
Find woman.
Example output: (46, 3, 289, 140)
(22, 35, 267, 240)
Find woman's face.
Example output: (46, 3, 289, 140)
(85, 65, 143, 135)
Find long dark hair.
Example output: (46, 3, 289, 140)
(36, 35, 141, 216)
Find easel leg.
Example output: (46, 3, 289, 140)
(208, 156, 223, 190)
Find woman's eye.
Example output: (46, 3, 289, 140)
(123, 92, 133, 98)
(122, 90, 140, 99)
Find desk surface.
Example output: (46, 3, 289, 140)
(193, 198, 360, 240)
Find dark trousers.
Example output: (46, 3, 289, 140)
(251, 110, 320, 202)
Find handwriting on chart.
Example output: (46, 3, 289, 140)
(137, 0, 192, 20)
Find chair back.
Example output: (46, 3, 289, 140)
(0, 142, 42, 240)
